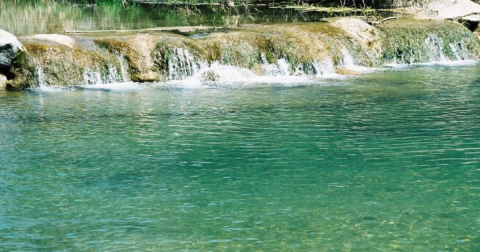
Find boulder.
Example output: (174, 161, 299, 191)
(95, 34, 162, 82)
(0, 29, 25, 69)
(331, 18, 382, 59)
(416, 0, 480, 20)
(30, 34, 76, 48)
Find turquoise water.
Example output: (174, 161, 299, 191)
(1, 65, 480, 251)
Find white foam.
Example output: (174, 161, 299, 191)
(33, 86, 67, 92)
(337, 46, 380, 74)
(385, 60, 479, 68)
(160, 62, 325, 88)
(79, 82, 145, 91)
(417, 60, 479, 66)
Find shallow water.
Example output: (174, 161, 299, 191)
(1, 64, 480, 251)
(0, 2, 391, 35)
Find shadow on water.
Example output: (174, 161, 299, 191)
(0, 1, 396, 35)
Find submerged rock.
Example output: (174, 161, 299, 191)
(0, 29, 25, 70)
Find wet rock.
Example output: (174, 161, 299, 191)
(4, 19, 480, 90)
(132, 72, 159, 82)
(0, 29, 25, 70)
(336, 67, 360, 75)
(201, 70, 220, 81)
(29, 34, 76, 48)
(95, 34, 163, 82)
(0, 74, 6, 89)
(15, 40, 123, 88)
(331, 18, 382, 60)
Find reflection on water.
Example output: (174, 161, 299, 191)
(0, 1, 389, 35)
(1, 65, 480, 250)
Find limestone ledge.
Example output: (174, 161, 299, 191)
(1, 17, 480, 90)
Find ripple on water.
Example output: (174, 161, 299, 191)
(1, 65, 480, 251)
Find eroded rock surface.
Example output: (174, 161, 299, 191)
(331, 18, 382, 60)
(95, 34, 163, 82)
(0, 29, 25, 69)
(29, 34, 76, 48)
(5, 18, 480, 90)
(0, 74, 6, 90)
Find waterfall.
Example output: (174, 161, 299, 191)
(15, 18, 480, 90)
(312, 60, 336, 77)
(36, 67, 46, 87)
(261, 55, 291, 76)
(82, 70, 102, 85)
(425, 34, 447, 62)
(81, 64, 124, 86)
(118, 55, 131, 82)
(167, 48, 201, 80)
(339, 46, 356, 67)
(105, 64, 121, 84)
(449, 41, 470, 61)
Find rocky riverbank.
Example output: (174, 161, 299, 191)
(2, 1, 480, 90)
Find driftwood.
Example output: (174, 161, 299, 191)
(65, 26, 220, 34)
(367, 16, 400, 26)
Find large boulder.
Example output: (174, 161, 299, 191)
(0, 29, 25, 70)
(331, 18, 382, 59)
(95, 34, 162, 82)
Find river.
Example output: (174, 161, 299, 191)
(1, 63, 479, 251)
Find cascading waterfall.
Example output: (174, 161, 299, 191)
(167, 48, 201, 80)
(261, 55, 291, 76)
(312, 60, 337, 77)
(82, 70, 102, 85)
(449, 41, 470, 61)
(13, 18, 480, 90)
(425, 34, 447, 62)
(118, 55, 131, 82)
(35, 66, 46, 87)
(339, 46, 356, 67)
(104, 64, 121, 84)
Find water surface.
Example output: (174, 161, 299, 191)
(0, 2, 391, 35)
(1, 65, 480, 251)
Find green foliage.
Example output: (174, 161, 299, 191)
(13, 51, 27, 68)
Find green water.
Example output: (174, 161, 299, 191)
(0, 2, 340, 35)
(1, 65, 480, 251)
(0, 2, 394, 35)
